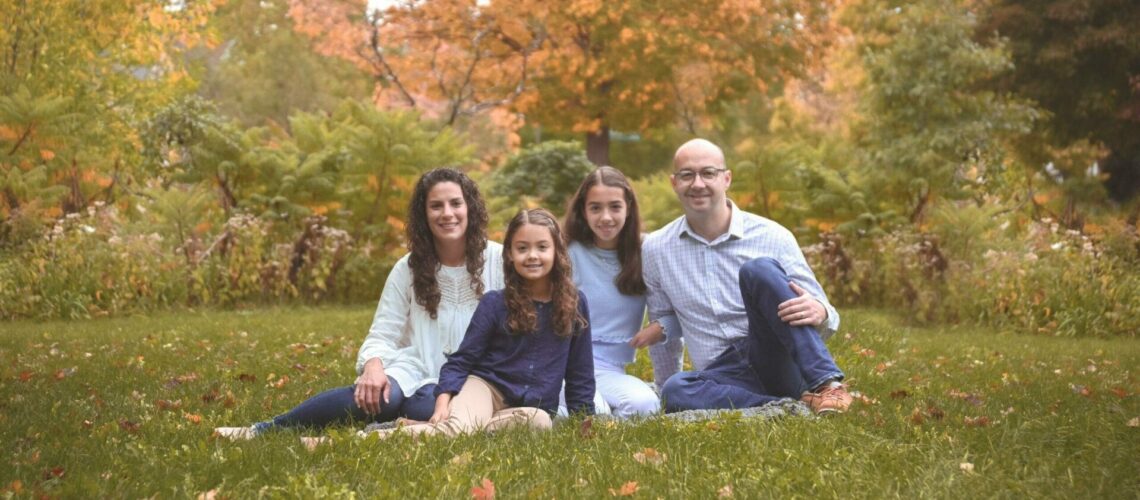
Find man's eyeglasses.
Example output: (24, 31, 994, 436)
(673, 167, 726, 184)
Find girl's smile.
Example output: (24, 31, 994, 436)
(509, 223, 556, 285)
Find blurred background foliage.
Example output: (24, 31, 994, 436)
(0, 0, 1136, 336)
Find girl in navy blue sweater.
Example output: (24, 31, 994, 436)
(367, 208, 595, 438)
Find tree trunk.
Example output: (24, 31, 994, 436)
(585, 126, 610, 166)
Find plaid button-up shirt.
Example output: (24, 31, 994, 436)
(643, 201, 839, 371)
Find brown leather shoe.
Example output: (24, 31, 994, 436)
(800, 383, 853, 414)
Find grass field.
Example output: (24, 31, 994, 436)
(1, 307, 1137, 498)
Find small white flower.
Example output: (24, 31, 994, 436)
(81, 225, 95, 234)
(1050, 242, 1064, 251)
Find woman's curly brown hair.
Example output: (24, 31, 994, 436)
(562, 166, 646, 295)
(503, 209, 586, 338)
(406, 168, 490, 318)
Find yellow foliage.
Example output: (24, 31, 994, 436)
(386, 215, 406, 232)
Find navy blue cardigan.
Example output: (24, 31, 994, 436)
(434, 289, 595, 415)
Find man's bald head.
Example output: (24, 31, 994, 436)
(673, 139, 725, 170)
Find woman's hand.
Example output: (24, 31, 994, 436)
(354, 358, 390, 415)
(429, 394, 452, 424)
(629, 321, 665, 348)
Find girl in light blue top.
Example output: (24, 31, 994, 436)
(563, 166, 664, 417)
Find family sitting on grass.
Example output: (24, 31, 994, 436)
(215, 138, 852, 442)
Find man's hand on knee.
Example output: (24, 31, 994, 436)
(777, 282, 826, 327)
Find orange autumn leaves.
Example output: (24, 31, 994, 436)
(288, 0, 838, 143)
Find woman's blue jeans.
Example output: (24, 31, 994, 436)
(263, 377, 437, 430)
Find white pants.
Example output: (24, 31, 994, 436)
(594, 359, 660, 418)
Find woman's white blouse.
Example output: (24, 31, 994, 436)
(355, 242, 504, 396)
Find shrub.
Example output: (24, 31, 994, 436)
(805, 217, 1139, 337)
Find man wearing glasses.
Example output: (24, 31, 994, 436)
(642, 138, 852, 414)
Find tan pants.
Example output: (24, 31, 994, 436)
(396, 375, 551, 438)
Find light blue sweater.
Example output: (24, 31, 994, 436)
(568, 241, 647, 366)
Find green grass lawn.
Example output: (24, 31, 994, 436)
(1, 308, 1137, 498)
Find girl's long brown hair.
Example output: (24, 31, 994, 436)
(406, 168, 489, 318)
(503, 209, 586, 338)
(563, 166, 646, 295)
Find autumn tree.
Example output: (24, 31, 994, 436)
(289, 0, 838, 165)
(0, 0, 215, 240)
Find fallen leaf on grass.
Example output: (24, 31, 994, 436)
(579, 416, 594, 439)
(852, 391, 878, 405)
(185, 413, 203, 424)
(119, 419, 141, 434)
(910, 404, 946, 425)
(196, 489, 219, 500)
(165, 372, 200, 388)
(4, 480, 22, 494)
(451, 452, 472, 466)
(42, 467, 65, 480)
(54, 367, 77, 380)
(889, 390, 909, 399)
(947, 389, 984, 406)
(271, 376, 291, 389)
(609, 481, 638, 497)
(963, 416, 990, 427)
(156, 399, 183, 411)
(1070, 384, 1093, 398)
(959, 462, 974, 474)
(1110, 387, 1129, 399)
(18, 371, 34, 382)
(470, 478, 495, 499)
(1127, 417, 1139, 428)
(633, 448, 667, 466)
(82, 419, 93, 429)
(718, 485, 733, 497)
(236, 373, 257, 383)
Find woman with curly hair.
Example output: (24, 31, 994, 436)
(215, 168, 502, 438)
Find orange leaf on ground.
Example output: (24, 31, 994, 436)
(963, 416, 990, 427)
(470, 478, 495, 499)
(156, 399, 183, 411)
(609, 481, 639, 497)
(185, 413, 203, 424)
(633, 448, 666, 465)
